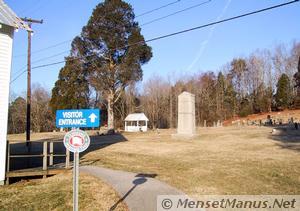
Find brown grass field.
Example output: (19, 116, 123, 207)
(0, 172, 128, 210)
(82, 126, 300, 195)
(2, 126, 300, 209)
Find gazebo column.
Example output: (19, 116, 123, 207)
(125, 121, 127, 131)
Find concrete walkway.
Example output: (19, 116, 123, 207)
(80, 166, 184, 211)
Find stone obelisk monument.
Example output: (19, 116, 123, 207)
(174, 91, 196, 138)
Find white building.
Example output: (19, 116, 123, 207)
(124, 113, 149, 132)
(0, 0, 30, 185)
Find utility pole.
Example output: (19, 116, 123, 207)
(21, 18, 43, 145)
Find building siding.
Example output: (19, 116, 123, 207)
(0, 24, 14, 183)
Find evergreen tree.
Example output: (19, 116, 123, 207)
(224, 76, 237, 118)
(294, 56, 300, 87)
(275, 73, 291, 109)
(252, 83, 270, 113)
(298, 56, 300, 74)
(73, 0, 152, 129)
(293, 56, 300, 108)
(239, 96, 253, 117)
(50, 54, 90, 112)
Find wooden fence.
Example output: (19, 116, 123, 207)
(6, 140, 70, 184)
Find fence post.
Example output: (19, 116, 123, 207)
(6, 141, 10, 185)
(49, 141, 53, 166)
(43, 141, 47, 178)
(66, 149, 70, 169)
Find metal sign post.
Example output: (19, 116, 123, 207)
(63, 129, 90, 211)
(57, 109, 99, 211)
(73, 151, 79, 211)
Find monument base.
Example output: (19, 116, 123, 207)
(171, 133, 197, 140)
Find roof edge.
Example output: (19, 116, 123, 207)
(0, 0, 32, 31)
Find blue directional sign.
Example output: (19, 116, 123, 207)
(56, 109, 100, 128)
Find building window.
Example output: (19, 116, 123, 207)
(139, 121, 146, 126)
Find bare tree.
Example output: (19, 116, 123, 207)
(142, 76, 170, 129)
(8, 97, 26, 134)
(31, 84, 55, 132)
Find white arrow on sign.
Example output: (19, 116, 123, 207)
(88, 113, 97, 123)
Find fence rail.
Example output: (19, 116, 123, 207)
(6, 140, 70, 184)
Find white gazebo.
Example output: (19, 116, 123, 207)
(124, 113, 149, 132)
(0, 0, 31, 185)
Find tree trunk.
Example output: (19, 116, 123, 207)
(169, 88, 173, 128)
(107, 93, 114, 130)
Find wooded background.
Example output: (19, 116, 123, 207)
(8, 41, 300, 133)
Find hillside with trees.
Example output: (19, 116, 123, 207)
(120, 41, 300, 128)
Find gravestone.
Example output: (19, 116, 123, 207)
(175, 91, 196, 138)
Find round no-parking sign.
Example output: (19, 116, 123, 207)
(63, 129, 90, 153)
